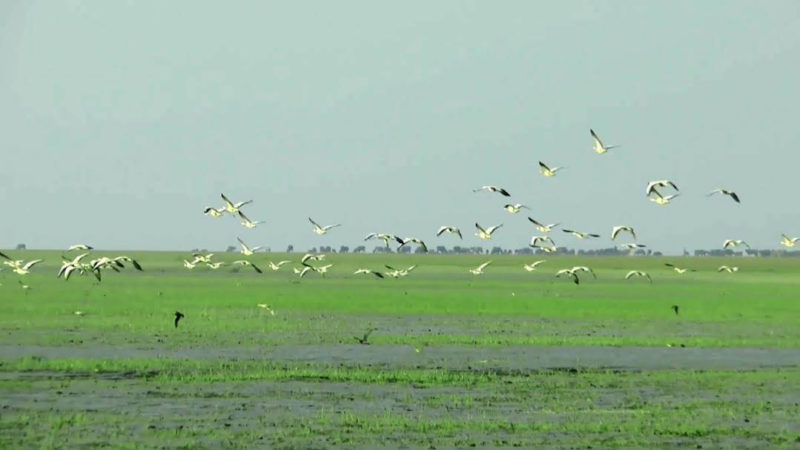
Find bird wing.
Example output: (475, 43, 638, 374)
(436, 226, 447, 236)
(308, 217, 321, 228)
(499, 188, 510, 197)
(729, 192, 740, 203)
(238, 210, 252, 224)
(475, 223, 487, 234)
(625, 271, 636, 279)
(221, 193, 235, 208)
(22, 260, 42, 270)
(486, 224, 503, 234)
(539, 161, 550, 171)
(478, 261, 492, 270)
(528, 217, 543, 227)
(323, 224, 341, 231)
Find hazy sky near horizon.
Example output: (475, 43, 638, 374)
(2, 1, 799, 253)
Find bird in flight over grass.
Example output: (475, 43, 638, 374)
(0, 251, 10, 260)
(300, 253, 325, 264)
(174, 311, 184, 328)
(611, 225, 637, 241)
(619, 243, 647, 252)
(503, 203, 530, 214)
(309, 217, 341, 235)
(590, 129, 618, 154)
(206, 262, 225, 270)
(469, 260, 492, 275)
(539, 161, 565, 177)
(67, 244, 93, 251)
(233, 260, 263, 273)
(473, 185, 511, 197)
(237, 211, 264, 229)
(664, 263, 695, 274)
(562, 229, 600, 240)
(237, 237, 262, 256)
(717, 265, 739, 273)
(364, 233, 404, 248)
(294, 266, 313, 278)
(780, 234, 799, 248)
(555, 268, 581, 285)
(436, 226, 462, 239)
(355, 328, 376, 345)
(10, 259, 43, 275)
(220, 193, 252, 214)
(268, 260, 291, 271)
(257, 304, 276, 315)
(354, 268, 385, 278)
(384, 265, 417, 278)
(475, 223, 503, 240)
(723, 239, 750, 249)
(523, 260, 547, 271)
(529, 236, 556, 248)
(203, 207, 226, 218)
(398, 237, 428, 253)
(707, 188, 740, 204)
(625, 270, 652, 283)
(528, 217, 560, 233)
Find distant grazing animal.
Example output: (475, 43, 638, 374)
(174, 311, 184, 328)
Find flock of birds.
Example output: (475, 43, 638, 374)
(2, 130, 798, 325)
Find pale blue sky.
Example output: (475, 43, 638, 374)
(2, 1, 799, 253)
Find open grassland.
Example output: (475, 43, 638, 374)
(1, 251, 799, 448)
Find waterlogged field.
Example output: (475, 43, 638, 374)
(1, 251, 799, 448)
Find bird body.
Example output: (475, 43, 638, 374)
(646, 180, 679, 196)
(718, 265, 739, 273)
(611, 225, 636, 241)
(469, 260, 492, 275)
(707, 188, 740, 203)
(11, 259, 42, 275)
(781, 234, 800, 248)
(475, 223, 503, 240)
(203, 207, 226, 218)
(473, 186, 511, 197)
(268, 260, 291, 271)
(648, 189, 680, 205)
(723, 239, 750, 249)
(67, 244, 93, 251)
(220, 193, 252, 214)
(503, 203, 530, 214)
(539, 161, 565, 177)
(237, 237, 262, 256)
(436, 226, 462, 239)
(523, 260, 546, 271)
(590, 129, 618, 154)
(233, 260, 263, 273)
(528, 218, 559, 233)
(398, 237, 428, 252)
(354, 268, 385, 278)
(665, 263, 695, 274)
(625, 270, 652, 283)
(309, 217, 341, 235)
(562, 229, 600, 239)
(237, 211, 264, 229)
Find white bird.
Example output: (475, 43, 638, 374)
(191, 253, 214, 264)
(237, 211, 264, 229)
(312, 264, 334, 276)
(301, 253, 325, 264)
(536, 245, 558, 253)
(58, 253, 90, 280)
(364, 233, 404, 247)
(221, 193, 253, 214)
(436, 226, 462, 239)
(67, 244, 93, 251)
(664, 263, 695, 274)
(555, 268, 581, 285)
(619, 243, 647, 251)
(723, 239, 750, 249)
(523, 260, 546, 271)
(611, 225, 637, 241)
(469, 260, 492, 275)
(294, 266, 313, 278)
(503, 203, 530, 214)
(237, 237, 262, 256)
(267, 260, 291, 271)
(780, 234, 800, 248)
(233, 260, 263, 273)
(571, 266, 597, 279)
(203, 207, 226, 218)
(625, 270, 652, 283)
(354, 268, 385, 278)
(183, 260, 198, 269)
(12, 259, 42, 275)
(539, 161, 565, 177)
(309, 217, 341, 235)
(590, 129, 618, 154)
(529, 236, 555, 248)
(646, 180, 679, 196)
(473, 186, 511, 197)
(206, 262, 225, 270)
(648, 189, 680, 205)
(475, 223, 503, 240)
(384, 265, 417, 278)
(718, 265, 739, 273)
(398, 238, 428, 253)
(528, 217, 560, 233)
(257, 304, 276, 315)
(707, 188, 740, 204)
(562, 229, 600, 239)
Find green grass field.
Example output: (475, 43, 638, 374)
(2, 251, 799, 448)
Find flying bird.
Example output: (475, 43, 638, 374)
(717, 265, 739, 273)
(354, 269, 385, 278)
(707, 188, 740, 203)
(475, 223, 503, 240)
(237, 237, 262, 256)
(611, 225, 637, 241)
(437, 226, 462, 239)
(233, 260, 263, 273)
(206, 262, 225, 270)
(664, 263, 695, 274)
(220, 193, 252, 214)
(469, 260, 492, 275)
(503, 203, 530, 214)
(539, 161, 565, 177)
(301, 253, 325, 264)
(0, 251, 10, 260)
(364, 233, 404, 247)
(529, 236, 555, 248)
(528, 218, 560, 233)
(473, 186, 511, 197)
(780, 234, 800, 248)
(723, 239, 750, 249)
(398, 237, 428, 253)
(257, 304, 276, 315)
(523, 260, 547, 271)
(268, 260, 291, 271)
(619, 243, 647, 251)
(625, 270, 652, 283)
(174, 311, 184, 328)
(590, 129, 618, 154)
(67, 244, 93, 251)
(355, 328, 376, 345)
(237, 211, 264, 229)
(384, 265, 417, 278)
(562, 229, 600, 239)
(646, 180, 679, 196)
(648, 189, 680, 205)
(294, 266, 313, 278)
(309, 217, 341, 235)
(203, 207, 226, 218)
(11, 259, 42, 275)
(555, 268, 581, 285)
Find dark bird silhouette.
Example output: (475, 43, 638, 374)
(355, 328, 376, 345)
(671, 305, 679, 315)
(174, 311, 185, 328)
(0, 250, 10, 260)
